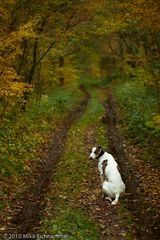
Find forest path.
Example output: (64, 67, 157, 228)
(80, 92, 160, 240)
(2, 89, 160, 240)
(37, 90, 138, 240)
(4, 92, 90, 236)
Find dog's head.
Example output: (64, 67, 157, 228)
(89, 146, 103, 160)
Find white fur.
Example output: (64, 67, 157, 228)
(90, 147, 125, 205)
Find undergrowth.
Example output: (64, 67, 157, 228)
(114, 81, 160, 166)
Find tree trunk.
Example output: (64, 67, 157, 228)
(58, 56, 64, 86)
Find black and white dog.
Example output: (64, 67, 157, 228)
(89, 146, 125, 205)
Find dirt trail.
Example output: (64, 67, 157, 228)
(4, 93, 89, 236)
(81, 160, 136, 239)
(105, 93, 160, 240)
(80, 125, 137, 240)
(2, 90, 160, 240)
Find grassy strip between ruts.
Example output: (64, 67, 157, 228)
(41, 90, 108, 240)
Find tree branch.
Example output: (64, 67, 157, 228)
(35, 40, 55, 66)
(107, 40, 121, 57)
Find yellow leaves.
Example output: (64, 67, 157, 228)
(89, 63, 101, 79)
(5, 0, 16, 3)
(0, 17, 38, 61)
(0, 73, 33, 99)
(15, 19, 37, 40)
(60, 63, 79, 86)
(3, 19, 37, 54)
(145, 114, 160, 130)
(0, 65, 32, 112)
(103, 19, 127, 33)
(96, 0, 160, 35)
(0, 7, 6, 18)
(84, 0, 105, 12)
(124, 0, 160, 31)
(10, 82, 32, 97)
(1, 67, 17, 80)
(0, 18, 37, 103)
(137, 0, 145, 4)
(0, 14, 37, 106)
(95, 6, 129, 36)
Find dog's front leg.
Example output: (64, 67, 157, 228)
(98, 162, 104, 186)
(100, 174, 104, 186)
(101, 188, 105, 199)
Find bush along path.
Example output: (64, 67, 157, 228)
(39, 90, 138, 240)
(105, 93, 160, 240)
(1, 90, 90, 236)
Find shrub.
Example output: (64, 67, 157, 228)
(115, 81, 160, 166)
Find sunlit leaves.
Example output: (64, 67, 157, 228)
(146, 114, 160, 131)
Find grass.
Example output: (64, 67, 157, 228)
(43, 208, 99, 240)
(41, 90, 107, 239)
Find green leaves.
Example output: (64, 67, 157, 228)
(115, 81, 160, 166)
(145, 114, 160, 131)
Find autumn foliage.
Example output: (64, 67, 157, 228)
(0, 0, 159, 166)
(0, 1, 160, 238)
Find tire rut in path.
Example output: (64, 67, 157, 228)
(105, 93, 159, 240)
(6, 93, 90, 235)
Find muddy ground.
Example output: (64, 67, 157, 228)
(1, 91, 160, 240)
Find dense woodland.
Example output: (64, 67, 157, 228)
(0, 0, 160, 238)
(1, 0, 159, 107)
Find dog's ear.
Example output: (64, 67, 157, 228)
(88, 148, 92, 153)
(95, 145, 102, 155)
(97, 146, 102, 150)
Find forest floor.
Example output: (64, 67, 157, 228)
(1, 88, 160, 240)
